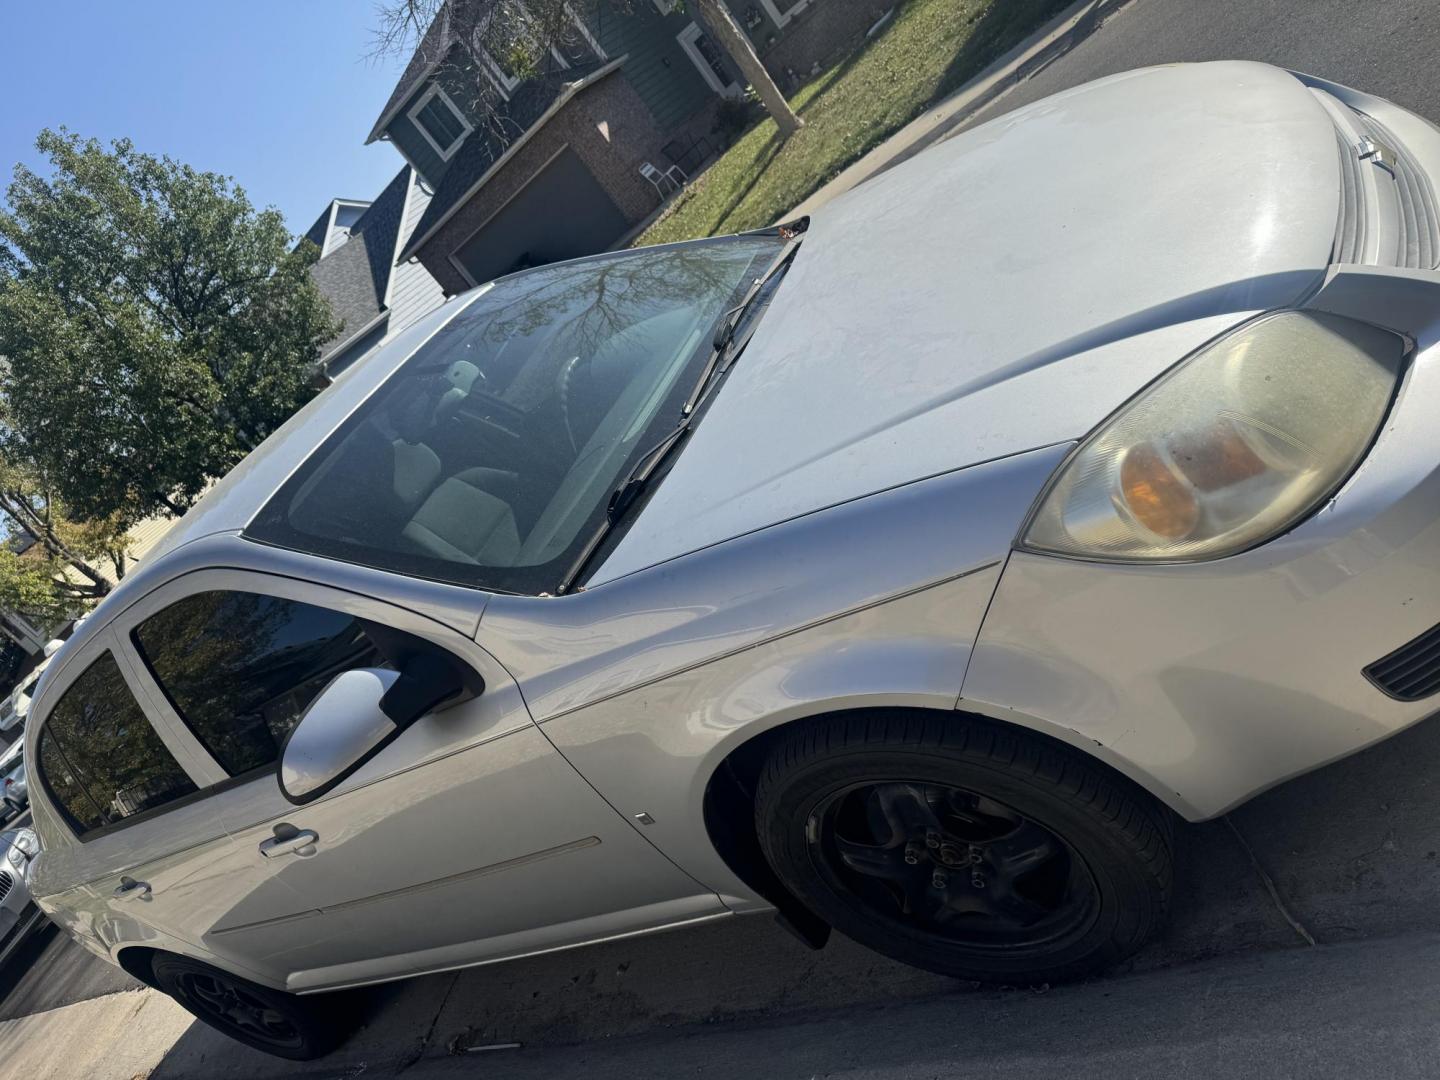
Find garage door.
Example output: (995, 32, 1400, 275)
(452, 148, 632, 287)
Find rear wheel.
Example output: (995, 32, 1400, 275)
(754, 713, 1172, 985)
(150, 954, 350, 1061)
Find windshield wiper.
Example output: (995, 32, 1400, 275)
(682, 227, 806, 417)
(556, 420, 691, 594)
(557, 223, 808, 594)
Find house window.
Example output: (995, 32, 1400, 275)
(677, 23, 739, 97)
(408, 84, 473, 161)
(759, 0, 813, 28)
(481, 47, 525, 97)
(551, 6, 607, 67)
(566, 4, 608, 59)
(476, 2, 595, 96)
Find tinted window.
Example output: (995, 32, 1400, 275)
(37, 652, 197, 836)
(245, 237, 782, 594)
(132, 591, 385, 777)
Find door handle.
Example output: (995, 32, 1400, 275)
(112, 876, 151, 901)
(259, 824, 319, 859)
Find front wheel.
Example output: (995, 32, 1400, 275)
(150, 954, 352, 1060)
(754, 713, 1172, 985)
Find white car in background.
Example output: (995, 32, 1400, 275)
(0, 658, 53, 733)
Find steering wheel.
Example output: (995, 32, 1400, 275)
(557, 354, 589, 454)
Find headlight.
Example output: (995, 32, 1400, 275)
(1020, 311, 1406, 562)
(7, 829, 37, 867)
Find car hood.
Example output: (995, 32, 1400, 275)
(594, 61, 1339, 584)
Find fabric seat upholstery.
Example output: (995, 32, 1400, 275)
(401, 467, 522, 565)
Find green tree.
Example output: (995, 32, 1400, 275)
(0, 452, 130, 621)
(0, 129, 340, 525)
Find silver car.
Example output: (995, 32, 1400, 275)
(23, 61, 1440, 1060)
(0, 828, 45, 962)
(3, 758, 27, 819)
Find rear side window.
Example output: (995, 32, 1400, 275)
(132, 591, 385, 777)
(37, 652, 198, 836)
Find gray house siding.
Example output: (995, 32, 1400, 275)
(388, 177, 450, 330)
(581, 3, 714, 130)
(388, 106, 453, 188)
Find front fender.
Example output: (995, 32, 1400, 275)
(538, 568, 1005, 907)
(510, 448, 1071, 907)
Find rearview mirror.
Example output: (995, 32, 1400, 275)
(279, 655, 469, 805)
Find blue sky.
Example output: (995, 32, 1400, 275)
(0, 2, 413, 236)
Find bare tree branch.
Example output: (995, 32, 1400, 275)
(367, 0, 800, 142)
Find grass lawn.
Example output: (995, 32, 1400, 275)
(637, 0, 1072, 245)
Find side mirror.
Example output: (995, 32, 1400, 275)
(279, 654, 470, 805)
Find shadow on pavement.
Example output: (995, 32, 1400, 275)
(0, 922, 140, 1022)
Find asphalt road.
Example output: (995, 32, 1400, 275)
(11, 0, 1440, 1073)
(965, 0, 1440, 129)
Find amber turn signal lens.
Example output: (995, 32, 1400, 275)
(1119, 444, 1198, 539)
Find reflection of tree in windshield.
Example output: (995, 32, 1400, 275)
(38, 652, 197, 832)
(446, 240, 779, 409)
(134, 592, 382, 776)
(249, 235, 782, 596)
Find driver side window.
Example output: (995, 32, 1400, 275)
(131, 591, 386, 778)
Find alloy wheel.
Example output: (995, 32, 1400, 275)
(174, 971, 305, 1051)
(806, 780, 1100, 951)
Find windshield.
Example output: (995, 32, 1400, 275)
(247, 236, 782, 594)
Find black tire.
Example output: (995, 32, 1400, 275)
(149, 954, 351, 1061)
(754, 712, 1172, 986)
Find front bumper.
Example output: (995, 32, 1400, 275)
(961, 81, 1440, 821)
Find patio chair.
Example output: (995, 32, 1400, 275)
(639, 161, 684, 198)
(661, 134, 713, 176)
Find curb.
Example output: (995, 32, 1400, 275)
(785, 0, 1136, 219)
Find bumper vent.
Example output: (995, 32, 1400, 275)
(1334, 131, 1368, 264)
(1318, 85, 1440, 271)
(0, 872, 12, 904)
(1355, 112, 1440, 269)
(1365, 621, 1440, 701)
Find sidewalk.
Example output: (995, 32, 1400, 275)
(785, 0, 1137, 219)
(0, 986, 191, 1080)
(390, 931, 1440, 1079)
(14, 929, 1440, 1079)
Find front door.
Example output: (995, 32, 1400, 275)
(119, 573, 720, 992)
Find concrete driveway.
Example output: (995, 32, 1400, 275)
(5, 0, 1440, 1074)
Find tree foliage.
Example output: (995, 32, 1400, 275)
(0, 129, 339, 526)
(0, 453, 129, 621)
